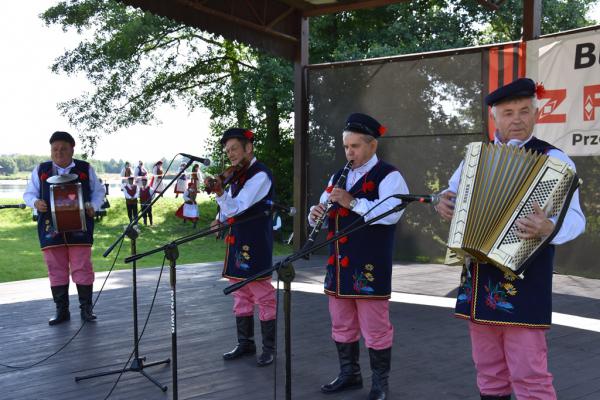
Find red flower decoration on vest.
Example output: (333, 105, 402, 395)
(339, 236, 348, 244)
(326, 231, 335, 240)
(362, 181, 375, 193)
(535, 83, 546, 99)
(328, 209, 338, 219)
(338, 207, 350, 217)
(78, 172, 88, 181)
(340, 256, 350, 268)
(227, 217, 235, 225)
(327, 255, 335, 265)
(325, 185, 334, 193)
(225, 235, 235, 245)
(40, 172, 49, 182)
(378, 125, 387, 136)
(244, 130, 254, 140)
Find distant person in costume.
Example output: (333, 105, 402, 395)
(120, 161, 132, 191)
(134, 160, 147, 184)
(174, 162, 188, 198)
(139, 177, 154, 226)
(123, 176, 139, 223)
(190, 163, 201, 190)
(175, 182, 199, 228)
(150, 160, 165, 194)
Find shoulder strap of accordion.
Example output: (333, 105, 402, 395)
(524, 137, 557, 155)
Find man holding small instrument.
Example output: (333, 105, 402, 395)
(23, 131, 104, 325)
(309, 113, 409, 400)
(205, 128, 277, 367)
(435, 78, 585, 400)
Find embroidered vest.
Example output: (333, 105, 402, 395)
(454, 137, 559, 328)
(324, 160, 398, 299)
(139, 187, 152, 203)
(37, 160, 94, 249)
(222, 161, 274, 280)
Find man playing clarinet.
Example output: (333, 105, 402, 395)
(309, 113, 409, 400)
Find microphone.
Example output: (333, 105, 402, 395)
(392, 194, 439, 204)
(180, 153, 211, 166)
(265, 200, 297, 217)
(0, 204, 26, 209)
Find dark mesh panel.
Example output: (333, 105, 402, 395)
(306, 50, 598, 278)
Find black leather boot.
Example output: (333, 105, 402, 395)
(76, 284, 97, 322)
(49, 285, 70, 326)
(223, 316, 257, 360)
(368, 347, 391, 400)
(320, 341, 363, 394)
(257, 319, 276, 367)
(481, 395, 511, 400)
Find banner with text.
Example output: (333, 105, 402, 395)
(528, 28, 600, 156)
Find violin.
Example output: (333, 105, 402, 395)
(204, 159, 250, 195)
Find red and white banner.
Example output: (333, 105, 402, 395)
(528, 29, 600, 156)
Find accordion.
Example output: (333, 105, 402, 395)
(447, 142, 579, 277)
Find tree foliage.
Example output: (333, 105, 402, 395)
(42, 0, 597, 208)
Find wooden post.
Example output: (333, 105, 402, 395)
(293, 15, 309, 250)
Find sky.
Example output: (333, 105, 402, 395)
(0, 0, 212, 162)
(1, 1, 599, 162)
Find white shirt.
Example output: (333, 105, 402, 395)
(445, 135, 585, 245)
(215, 158, 271, 222)
(23, 160, 105, 211)
(308, 154, 409, 227)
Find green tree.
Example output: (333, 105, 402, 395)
(0, 157, 18, 175)
(42, 0, 597, 209)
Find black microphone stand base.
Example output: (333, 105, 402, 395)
(74, 226, 170, 392)
(74, 356, 170, 392)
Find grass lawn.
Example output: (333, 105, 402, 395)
(0, 197, 292, 283)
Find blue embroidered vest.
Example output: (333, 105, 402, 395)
(324, 161, 398, 299)
(37, 160, 94, 249)
(455, 137, 559, 328)
(222, 161, 274, 281)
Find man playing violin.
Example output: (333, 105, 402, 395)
(23, 131, 105, 325)
(308, 113, 409, 400)
(205, 127, 277, 367)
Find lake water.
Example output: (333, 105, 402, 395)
(0, 179, 180, 200)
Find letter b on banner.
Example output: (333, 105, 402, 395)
(574, 43, 596, 69)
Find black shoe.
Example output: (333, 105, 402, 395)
(257, 319, 276, 367)
(223, 316, 256, 360)
(320, 341, 363, 393)
(77, 284, 97, 322)
(321, 374, 363, 393)
(481, 395, 511, 400)
(49, 285, 70, 326)
(368, 347, 391, 400)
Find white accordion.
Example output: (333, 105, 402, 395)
(447, 142, 579, 277)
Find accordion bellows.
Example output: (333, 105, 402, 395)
(447, 142, 579, 276)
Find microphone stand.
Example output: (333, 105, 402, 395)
(78, 158, 194, 391)
(75, 225, 170, 391)
(123, 210, 273, 400)
(223, 201, 411, 400)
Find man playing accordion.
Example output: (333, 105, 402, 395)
(435, 78, 586, 400)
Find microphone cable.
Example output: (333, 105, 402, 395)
(102, 255, 167, 400)
(0, 238, 125, 370)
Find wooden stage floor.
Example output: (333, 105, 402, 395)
(1, 258, 599, 399)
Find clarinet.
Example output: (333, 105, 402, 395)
(306, 160, 354, 244)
